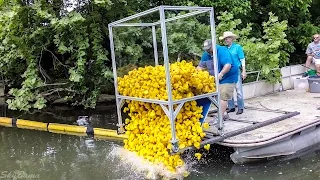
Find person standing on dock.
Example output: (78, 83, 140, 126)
(197, 39, 239, 119)
(220, 31, 246, 115)
(304, 33, 320, 76)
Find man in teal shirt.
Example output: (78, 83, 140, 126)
(197, 39, 238, 119)
(219, 31, 246, 115)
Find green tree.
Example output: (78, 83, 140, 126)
(0, 0, 318, 111)
(0, 0, 113, 110)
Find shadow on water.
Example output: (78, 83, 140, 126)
(185, 143, 320, 180)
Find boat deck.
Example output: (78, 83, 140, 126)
(203, 90, 320, 147)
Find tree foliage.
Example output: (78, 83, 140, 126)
(215, 12, 290, 83)
(0, 0, 113, 110)
(0, 0, 318, 111)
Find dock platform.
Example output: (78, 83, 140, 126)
(202, 90, 320, 164)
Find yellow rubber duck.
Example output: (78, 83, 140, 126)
(195, 153, 202, 160)
(204, 144, 210, 151)
(203, 122, 210, 130)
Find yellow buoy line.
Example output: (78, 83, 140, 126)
(0, 117, 127, 140)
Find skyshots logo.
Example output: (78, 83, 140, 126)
(0, 170, 40, 180)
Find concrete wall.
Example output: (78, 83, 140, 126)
(238, 64, 315, 100)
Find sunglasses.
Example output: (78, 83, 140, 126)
(314, 36, 319, 40)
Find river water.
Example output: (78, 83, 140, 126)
(0, 103, 320, 180)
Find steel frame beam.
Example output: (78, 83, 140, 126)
(108, 5, 222, 153)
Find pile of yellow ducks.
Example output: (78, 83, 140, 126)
(118, 61, 214, 174)
(118, 61, 215, 100)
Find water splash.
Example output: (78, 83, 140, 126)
(108, 145, 193, 180)
(181, 150, 208, 176)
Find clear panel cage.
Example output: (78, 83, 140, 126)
(108, 5, 223, 153)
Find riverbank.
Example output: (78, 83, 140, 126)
(51, 94, 116, 105)
(0, 93, 116, 109)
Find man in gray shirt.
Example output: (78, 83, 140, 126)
(305, 33, 320, 76)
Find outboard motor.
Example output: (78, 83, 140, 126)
(77, 116, 95, 149)
(77, 116, 91, 126)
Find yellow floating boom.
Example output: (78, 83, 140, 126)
(48, 123, 87, 133)
(0, 117, 127, 140)
(0, 117, 11, 124)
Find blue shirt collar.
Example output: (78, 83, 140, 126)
(227, 42, 235, 49)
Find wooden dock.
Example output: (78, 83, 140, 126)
(201, 90, 320, 164)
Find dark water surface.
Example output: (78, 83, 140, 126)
(0, 101, 320, 180)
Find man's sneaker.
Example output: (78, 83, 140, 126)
(223, 114, 229, 120)
(236, 109, 243, 115)
(227, 108, 235, 113)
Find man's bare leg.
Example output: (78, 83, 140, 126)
(305, 56, 313, 70)
(220, 100, 227, 117)
(316, 64, 320, 76)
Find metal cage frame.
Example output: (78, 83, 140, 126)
(108, 5, 223, 152)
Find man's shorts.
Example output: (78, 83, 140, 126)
(219, 83, 236, 101)
(312, 58, 320, 65)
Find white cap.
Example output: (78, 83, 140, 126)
(203, 39, 212, 51)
